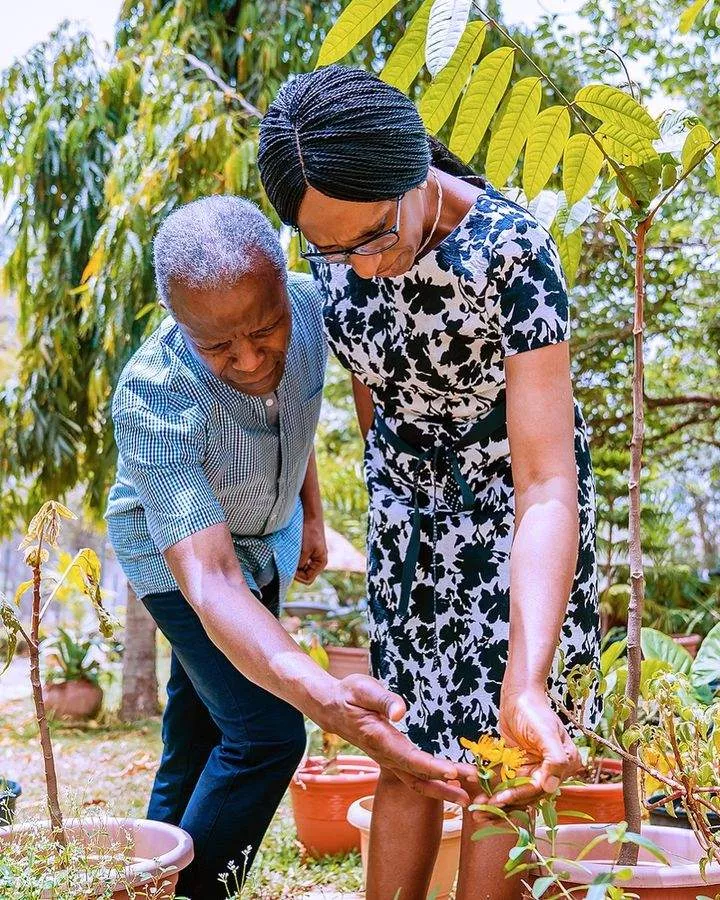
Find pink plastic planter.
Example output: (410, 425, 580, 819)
(534, 823, 720, 898)
(0, 817, 194, 898)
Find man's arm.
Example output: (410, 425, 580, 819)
(295, 449, 327, 584)
(163, 524, 474, 803)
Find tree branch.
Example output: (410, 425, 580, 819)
(645, 393, 720, 409)
(183, 52, 263, 119)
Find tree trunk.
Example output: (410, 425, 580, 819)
(120, 584, 160, 721)
(618, 218, 649, 866)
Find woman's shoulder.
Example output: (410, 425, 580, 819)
(464, 182, 550, 252)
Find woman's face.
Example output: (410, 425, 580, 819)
(297, 184, 428, 279)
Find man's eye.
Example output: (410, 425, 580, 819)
(200, 342, 230, 353)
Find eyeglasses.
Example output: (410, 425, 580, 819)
(298, 196, 402, 264)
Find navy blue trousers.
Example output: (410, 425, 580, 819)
(142, 578, 305, 899)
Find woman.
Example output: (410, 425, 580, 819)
(259, 65, 600, 899)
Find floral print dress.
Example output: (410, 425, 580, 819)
(312, 180, 601, 762)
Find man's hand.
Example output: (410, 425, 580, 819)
(295, 517, 327, 584)
(319, 674, 478, 806)
(482, 686, 580, 812)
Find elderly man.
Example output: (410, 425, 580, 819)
(105, 196, 469, 898)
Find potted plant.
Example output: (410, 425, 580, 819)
(42, 627, 109, 721)
(289, 723, 380, 858)
(0, 779, 22, 827)
(552, 641, 625, 825)
(308, 609, 370, 680)
(0, 502, 193, 898)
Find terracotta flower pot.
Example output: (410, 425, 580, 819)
(671, 633, 702, 657)
(0, 817, 193, 898)
(290, 754, 379, 858)
(532, 823, 720, 898)
(348, 795, 462, 900)
(326, 646, 370, 680)
(44, 678, 103, 721)
(555, 757, 625, 824)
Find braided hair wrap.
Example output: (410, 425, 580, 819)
(258, 65, 432, 226)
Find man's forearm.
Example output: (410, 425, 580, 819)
(300, 449, 323, 521)
(194, 567, 335, 726)
(504, 476, 579, 695)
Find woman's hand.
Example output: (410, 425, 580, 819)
(295, 515, 328, 584)
(487, 686, 580, 811)
(319, 673, 478, 806)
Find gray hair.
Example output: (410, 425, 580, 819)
(153, 195, 286, 307)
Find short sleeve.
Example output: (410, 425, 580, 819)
(495, 219, 570, 357)
(112, 387, 226, 552)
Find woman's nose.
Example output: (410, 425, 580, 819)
(349, 253, 383, 279)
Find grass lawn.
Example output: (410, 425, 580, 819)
(0, 654, 364, 899)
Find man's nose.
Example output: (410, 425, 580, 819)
(349, 253, 383, 279)
(229, 339, 264, 374)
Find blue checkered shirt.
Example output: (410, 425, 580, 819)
(105, 273, 327, 600)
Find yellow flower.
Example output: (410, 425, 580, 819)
(460, 734, 522, 774)
(642, 747, 673, 795)
(500, 746, 527, 781)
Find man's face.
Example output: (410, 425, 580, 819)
(170, 257, 292, 396)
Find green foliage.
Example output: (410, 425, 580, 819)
(317, 0, 401, 67)
(419, 20, 487, 134)
(449, 46, 514, 163)
(42, 627, 116, 686)
(0, 2, 412, 528)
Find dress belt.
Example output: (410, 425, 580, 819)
(373, 399, 507, 618)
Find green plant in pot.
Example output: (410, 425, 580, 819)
(41, 627, 112, 722)
(304, 609, 370, 680)
(0, 501, 194, 898)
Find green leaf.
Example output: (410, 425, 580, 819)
(532, 876, 557, 898)
(550, 221, 582, 289)
(380, 0, 434, 93)
(575, 85, 659, 140)
(523, 105, 571, 200)
(563, 133, 605, 204)
(640, 659, 673, 698)
(640, 626, 693, 675)
(595, 123, 659, 166)
(13, 579, 32, 607)
(449, 47, 515, 163)
(621, 831, 669, 865)
(681, 122, 712, 172)
(425, 0, 472, 76)
(617, 165, 657, 203)
(679, 0, 710, 33)
(691, 622, 720, 688)
(471, 825, 514, 840)
(556, 809, 595, 820)
(716, 145, 720, 193)
(484, 76, 542, 185)
(609, 219, 629, 256)
(419, 21, 487, 134)
(600, 638, 627, 676)
(317, 0, 402, 68)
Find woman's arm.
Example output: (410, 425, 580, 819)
(492, 341, 582, 808)
(296, 449, 328, 584)
(351, 374, 375, 439)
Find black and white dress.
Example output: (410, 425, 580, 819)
(313, 181, 601, 762)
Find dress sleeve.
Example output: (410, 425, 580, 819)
(493, 218, 570, 357)
(112, 386, 226, 552)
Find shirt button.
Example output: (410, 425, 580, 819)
(266, 398, 274, 407)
